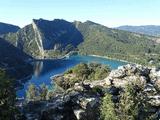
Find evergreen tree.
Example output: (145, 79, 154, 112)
(100, 93, 118, 120)
(39, 83, 48, 100)
(117, 84, 139, 120)
(0, 69, 16, 120)
(26, 83, 38, 101)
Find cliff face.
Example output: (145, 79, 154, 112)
(32, 19, 83, 50)
(2, 19, 160, 65)
(3, 19, 83, 58)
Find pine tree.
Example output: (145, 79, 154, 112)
(39, 83, 48, 100)
(100, 93, 118, 120)
(0, 69, 16, 120)
(26, 83, 38, 101)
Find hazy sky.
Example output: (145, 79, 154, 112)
(0, 0, 160, 27)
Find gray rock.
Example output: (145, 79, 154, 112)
(148, 95, 160, 107)
(74, 109, 86, 120)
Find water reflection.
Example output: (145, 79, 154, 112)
(16, 55, 127, 98)
(34, 61, 43, 77)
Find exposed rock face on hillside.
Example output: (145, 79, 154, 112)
(3, 19, 83, 58)
(21, 64, 160, 120)
(24, 88, 101, 120)
(2, 19, 160, 65)
(105, 64, 160, 107)
(0, 22, 20, 35)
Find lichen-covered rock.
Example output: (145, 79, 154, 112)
(144, 84, 157, 95)
(105, 64, 150, 87)
(148, 95, 160, 107)
(150, 68, 160, 89)
(22, 64, 160, 120)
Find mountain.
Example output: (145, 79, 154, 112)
(116, 25, 160, 37)
(2, 19, 83, 58)
(2, 19, 160, 65)
(0, 22, 20, 35)
(0, 37, 33, 79)
(74, 21, 160, 65)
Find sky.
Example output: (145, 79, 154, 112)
(0, 0, 160, 28)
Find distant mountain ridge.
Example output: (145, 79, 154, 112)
(0, 22, 20, 35)
(2, 19, 160, 65)
(2, 19, 83, 58)
(116, 25, 160, 36)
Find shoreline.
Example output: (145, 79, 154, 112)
(88, 54, 130, 63)
(31, 53, 140, 66)
(32, 53, 134, 64)
(88, 54, 154, 69)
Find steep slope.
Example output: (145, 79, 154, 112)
(0, 38, 33, 79)
(74, 21, 160, 65)
(0, 22, 20, 35)
(2, 19, 160, 65)
(116, 25, 160, 37)
(2, 19, 83, 58)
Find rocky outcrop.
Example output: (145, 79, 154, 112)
(21, 64, 160, 120)
(2, 19, 83, 58)
(32, 20, 44, 57)
(105, 64, 160, 108)
(105, 64, 151, 87)
(23, 84, 102, 120)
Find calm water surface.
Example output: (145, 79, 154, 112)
(16, 55, 127, 97)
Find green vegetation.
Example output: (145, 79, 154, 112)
(2, 19, 160, 66)
(74, 21, 160, 66)
(101, 93, 118, 120)
(39, 83, 48, 100)
(0, 69, 16, 120)
(55, 63, 111, 89)
(26, 83, 38, 101)
(65, 63, 110, 80)
(2, 19, 83, 58)
(100, 79, 157, 120)
(2, 24, 41, 57)
(26, 83, 48, 101)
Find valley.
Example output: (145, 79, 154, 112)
(0, 18, 160, 120)
(1, 19, 160, 66)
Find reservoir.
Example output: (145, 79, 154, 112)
(16, 55, 127, 97)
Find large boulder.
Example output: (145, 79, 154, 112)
(150, 68, 160, 89)
(22, 64, 160, 120)
(148, 95, 160, 107)
(105, 64, 149, 87)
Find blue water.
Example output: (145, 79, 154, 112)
(16, 55, 127, 97)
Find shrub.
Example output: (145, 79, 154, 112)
(100, 93, 118, 120)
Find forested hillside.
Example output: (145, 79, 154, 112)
(2, 19, 160, 65)
(74, 21, 160, 65)
(2, 19, 83, 58)
(0, 38, 33, 79)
